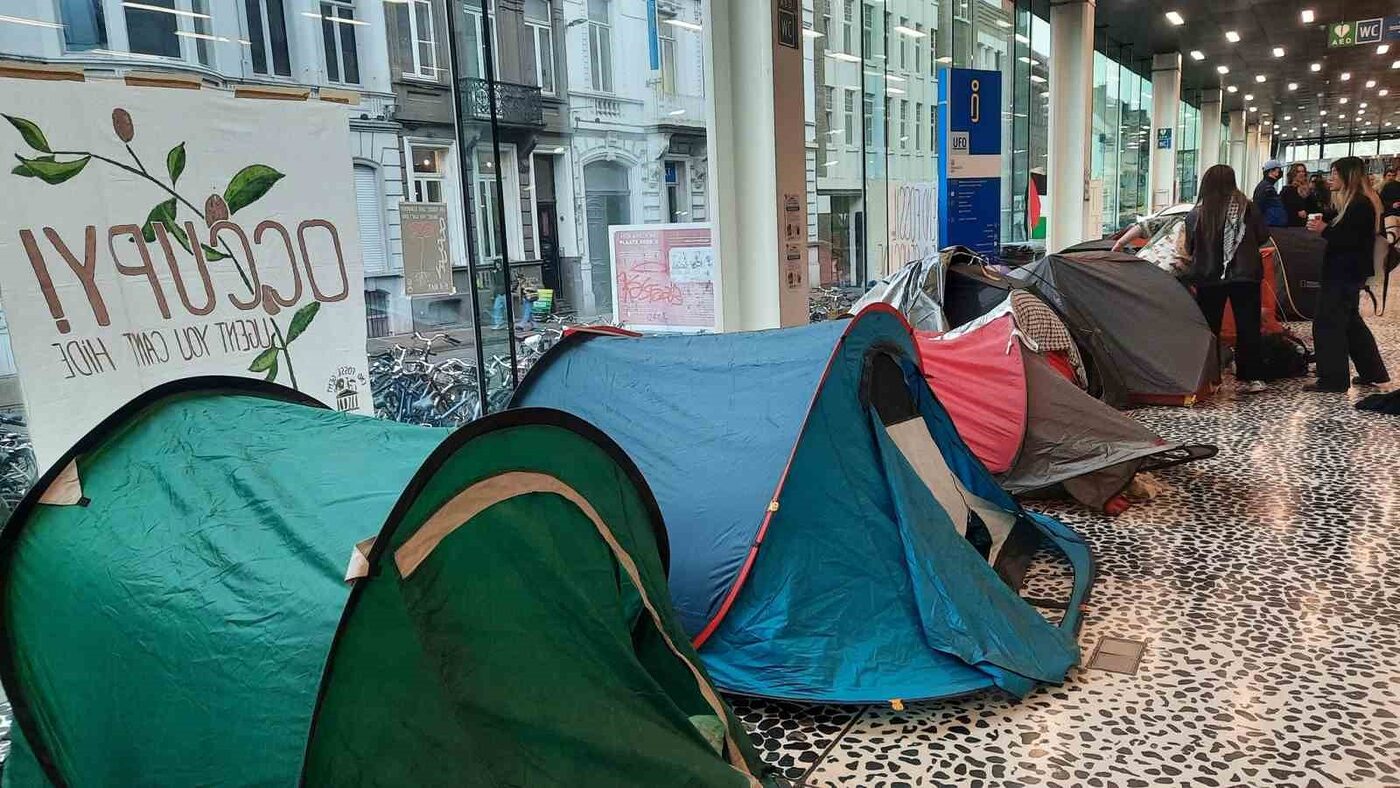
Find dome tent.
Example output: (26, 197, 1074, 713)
(916, 312, 1216, 511)
(0, 379, 765, 787)
(513, 306, 1094, 704)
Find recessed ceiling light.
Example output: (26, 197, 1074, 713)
(1379, 44, 1391, 55)
(1300, 9, 1314, 23)
(1287, 82, 1298, 91)
(1393, 60, 1400, 69)
(1217, 65, 1230, 74)
(1340, 72, 1351, 80)
(1340, 97, 1349, 104)
(1366, 79, 1377, 88)
(1310, 62, 1322, 72)
(1249, 106, 1258, 112)
(1382, 89, 1391, 97)
(1225, 30, 1240, 43)
(994, 19, 1011, 28)
(1284, 115, 1291, 120)
(1320, 110, 1328, 116)
(1189, 50, 1205, 61)
(1226, 85, 1238, 93)
(1245, 93, 1254, 101)
(1272, 47, 1285, 58)
(1014, 33, 1029, 44)
(1256, 74, 1267, 83)
(1165, 10, 1184, 25)
(1361, 102, 1368, 108)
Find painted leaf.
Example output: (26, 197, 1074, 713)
(13, 155, 88, 185)
(284, 301, 320, 344)
(3, 115, 51, 153)
(223, 164, 284, 214)
(141, 199, 191, 253)
(12, 155, 55, 178)
(166, 142, 186, 185)
(263, 356, 278, 382)
(201, 243, 230, 261)
(248, 345, 280, 373)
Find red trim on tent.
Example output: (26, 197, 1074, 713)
(691, 303, 917, 650)
(913, 316, 1027, 475)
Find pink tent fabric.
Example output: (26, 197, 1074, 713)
(914, 316, 1025, 475)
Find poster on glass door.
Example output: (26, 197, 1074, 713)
(609, 223, 716, 332)
(0, 78, 371, 468)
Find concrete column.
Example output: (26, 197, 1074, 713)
(707, 0, 810, 330)
(1147, 53, 1181, 212)
(1227, 110, 1247, 176)
(1198, 89, 1223, 173)
(1244, 123, 1260, 184)
(1047, 0, 1096, 252)
(1259, 127, 1274, 166)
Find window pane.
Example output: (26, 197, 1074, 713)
(245, 0, 268, 73)
(524, 0, 548, 20)
(339, 7, 360, 83)
(267, 0, 291, 75)
(126, 0, 180, 58)
(598, 27, 612, 92)
(60, 0, 107, 51)
(396, 3, 416, 76)
(321, 8, 340, 82)
(537, 27, 555, 93)
(588, 0, 608, 23)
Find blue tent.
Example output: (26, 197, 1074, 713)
(513, 306, 1094, 704)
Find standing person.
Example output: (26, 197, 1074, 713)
(1280, 165, 1311, 227)
(1380, 165, 1400, 215)
(1307, 173, 1334, 221)
(1183, 164, 1272, 394)
(1304, 156, 1390, 391)
(1253, 160, 1289, 227)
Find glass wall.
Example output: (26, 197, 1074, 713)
(1087, 41, 1155, 235)
(1176, 99, 1201, 203)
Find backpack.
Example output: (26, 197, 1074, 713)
(1365, 216, 1400, 315)
(1256, 329, 1312, 381)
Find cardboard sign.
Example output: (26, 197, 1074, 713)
(0, 78, 371, 467)
(609, 223, 716, 332)
(399, 202, 453, 296)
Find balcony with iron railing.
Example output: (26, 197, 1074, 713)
(460, 78, 545, 128)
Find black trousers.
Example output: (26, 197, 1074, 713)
(1313, 279, 1388, 386)
(1196, 281, 1262, 382)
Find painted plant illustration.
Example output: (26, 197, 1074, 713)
(4, 109, 319, 390)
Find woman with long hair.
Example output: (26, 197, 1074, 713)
(1280, 164, 1311, 227)
(1304, 156, 1390, 391)
(1182, 164, 1271, 393)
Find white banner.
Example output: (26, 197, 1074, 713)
(0, 78, 371, 468)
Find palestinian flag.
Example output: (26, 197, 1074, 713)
(1028, 170, 1047, 240)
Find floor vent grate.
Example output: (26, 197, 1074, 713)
(1086, 636, 1148, 675)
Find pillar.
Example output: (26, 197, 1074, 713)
(707, 0, 810, 330)
(1244, 123, 1260, 184)
(1047, 0, 1095, 252)
(1147, 53, 1181, 212)
(1259, 126, 1274, 166)
(1227, 110, 1246, 176)
(1197, 89, 1223, 172)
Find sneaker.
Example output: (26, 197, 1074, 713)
(1240, 380, 1267, 394)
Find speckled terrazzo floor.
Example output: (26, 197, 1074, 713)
(731, 310, 1400, 788)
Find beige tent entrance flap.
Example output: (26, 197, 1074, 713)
(36, 460, 83, 506)
(883, 418, 1017, 565)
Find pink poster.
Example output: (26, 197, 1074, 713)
(609, 223, 716, 332)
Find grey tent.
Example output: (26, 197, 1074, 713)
(1014, 251, 1217, 407)
(916, 310, 1214, 511)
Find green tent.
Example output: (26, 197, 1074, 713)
(0, 378, 765, 787)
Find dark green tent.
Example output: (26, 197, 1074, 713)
(0, 378, 765, 787)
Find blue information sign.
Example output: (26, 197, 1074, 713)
(937, 68, 1002, 258)
(1156, 128, 1173, 150)
(1386, 15, 1400, 41)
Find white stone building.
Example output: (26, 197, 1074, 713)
(558, 0, 710, 317)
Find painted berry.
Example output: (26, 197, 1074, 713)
(111, 108, 134, 142)
(205, 194, 230, 225)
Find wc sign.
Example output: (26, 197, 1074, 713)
(1329, 17, 1393, 46)
(1355, 18, 1383, 44)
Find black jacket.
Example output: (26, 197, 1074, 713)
(1280, 185, 1309, 227)
(1183, 201, 1270, 284)
(1321, 196, 1378, 283)
(1381, 180, 1400, 214)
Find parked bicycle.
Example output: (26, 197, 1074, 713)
(0, 413, 38, 517)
